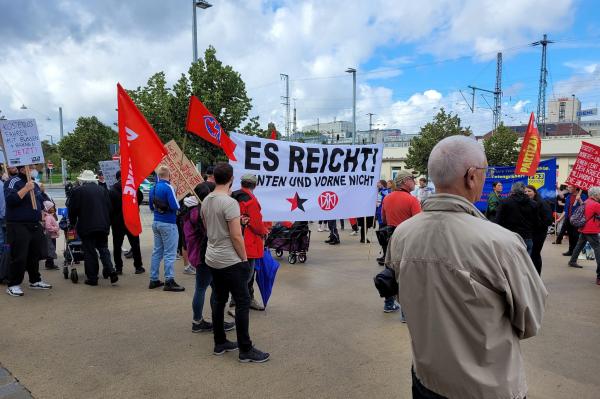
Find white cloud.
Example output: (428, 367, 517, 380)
(0, 0, 577, 144)
(512, 100, 531, 112)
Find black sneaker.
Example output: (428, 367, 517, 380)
(84, 280, 98, 286)
(324, 238, 333, 244)
(102, 269, 110, 279)
(213, 340, 239, 356)
(109, 272, 119, 285)
(329, 240, 340, 245)
(163, 280, 185, 292)
(224, 321, 236, 332)
(149, 280, 164, 289)
(192, 320, 213, 333)
(562, 251, 573, 256)
(239, 347, 270, 363)
(115, 269, 123, 276)
(134, 267, 146, 274)
(568, 261, 583, 268)
(45, 263, 59, 270)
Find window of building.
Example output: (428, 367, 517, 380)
(559, 102, 566, 121)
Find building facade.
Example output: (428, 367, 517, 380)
(302, 120, 354, 139)
(547, 97, 581, 123)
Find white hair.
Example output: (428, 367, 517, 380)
(588, 186, 600, 199)
(428, 136, 486, 188)
(511, 182, 526, 194)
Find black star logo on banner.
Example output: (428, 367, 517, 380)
(286, 192, 307, 212)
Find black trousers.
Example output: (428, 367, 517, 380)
(210, 262, 253, 352)
(358, 216, 375, 242)
(112, 225, 142, 270)
(530, 230, 547, 275)
(81, 231, 114, 282)
(565, 218, 580, 253)
(327, 220, 339, 242)
(7, 223, 43, 286)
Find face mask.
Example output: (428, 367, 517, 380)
(30, 170, 39, 179)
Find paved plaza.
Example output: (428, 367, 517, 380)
(1, 210, 599, 398)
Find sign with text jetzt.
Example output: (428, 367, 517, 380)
(0, 119, 45, 167)
(229, 132, 383, 221)
(155, 140, 203, 200)
(566, 141, 600, 190)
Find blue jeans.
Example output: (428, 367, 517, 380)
(524, 238, 533, 256)
(150, 221, 178, 281)
(193, 263, 215, 321)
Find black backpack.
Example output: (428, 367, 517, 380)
(373, 267, 398, 298)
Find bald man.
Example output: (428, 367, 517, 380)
(385, 136, 547, 399)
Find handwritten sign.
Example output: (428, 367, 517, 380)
(99, 160, 120, 187)
(156, 140, 203, 200)
(566, 141, 600, 190)
(0, 119, 45, 167)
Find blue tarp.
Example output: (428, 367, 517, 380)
(475, 158, 557, 212)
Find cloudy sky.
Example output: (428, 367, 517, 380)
(1, 0, 600, 141)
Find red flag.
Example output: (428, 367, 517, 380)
(186, 96, 237, 161)
(515, 112, 541, 176)
(270, 129, 277, 140)
(117, 83, 167, 235)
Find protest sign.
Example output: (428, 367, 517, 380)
(476, 158, 557, 212)
(99, 160, 120, 187)
(155, 140, 203, 200)
(566, 141, 600, 190)
(229, 132, 383, 221)
(0, 118, 45, 167)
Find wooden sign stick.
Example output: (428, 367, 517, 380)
(24, 165, 37, 209)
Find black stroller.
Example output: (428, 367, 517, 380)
(58, 216, 85, 283)
(265, 222, 311, 264)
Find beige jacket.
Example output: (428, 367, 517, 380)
(385, 194, 547, 399)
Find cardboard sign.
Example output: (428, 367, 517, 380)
(0, 119, 45, 167)
(566, 141, 600, 190)
(99, 160, 120, 187)
(156, 140, 203, 200)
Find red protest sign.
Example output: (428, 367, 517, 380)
(566, 141, 600, 190)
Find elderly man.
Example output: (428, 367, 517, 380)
(386, 136, 547, 399)
(68, 170, 118, 286)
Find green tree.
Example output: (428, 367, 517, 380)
(241, 116, 265, 137)
(58, 116, 117, 174)
(405, 108, 471, 175)
(128, 45, 252, 165)
(483, 124, 520, 166)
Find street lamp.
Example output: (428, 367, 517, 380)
(346, 67, 356, 144)
(570, 94, 575, 136)
(192, 0, 213, 62)
(20, 104, 27, 110)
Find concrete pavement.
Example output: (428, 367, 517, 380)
(0, 218, 599, 398)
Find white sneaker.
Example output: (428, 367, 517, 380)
(183, 265, 196, 275)
(349, 231, 358, 236)
(29, 281, 53, 290)
(7, 285, 24, 296)
(317, 228, 324, 232)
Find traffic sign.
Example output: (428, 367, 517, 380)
(112, 153, 120, 161)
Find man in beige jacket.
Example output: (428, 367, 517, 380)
(385, 135, 547, 399)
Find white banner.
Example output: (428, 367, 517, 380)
(0, 119, 45, 167)
(99, 160, 120, 187)
(230, 132, 383, 221)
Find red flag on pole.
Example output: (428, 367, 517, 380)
(186, 96, 237, 161)
(515, 112, 541, 176)
(117, 83, 167, 235)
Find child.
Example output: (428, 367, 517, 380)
(42, 201, 60, 270)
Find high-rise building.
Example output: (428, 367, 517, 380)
(547, 96, 581, 123)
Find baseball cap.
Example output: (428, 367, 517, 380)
(394, 170, 416, 185)
(241, 174, 258, 184)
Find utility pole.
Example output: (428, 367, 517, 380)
(292, 98, 297, 134)
(533, 34, 553, 136)
(280, 74, 290, 139)
(346, 68, 357, 144)
(494, 52, 502, 132)
(367, 112, 375, 143)
(59, 107, 66, 184)
(570, 94, 576, 136)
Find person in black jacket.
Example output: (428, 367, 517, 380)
(525, 185, 553, 275)
(496, 182, 540, 255)
(68, 170, 118, 286)
(109, 171, 144, 275)
(5, 165, 53, 297)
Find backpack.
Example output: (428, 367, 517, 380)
(569, 203, 587, 228)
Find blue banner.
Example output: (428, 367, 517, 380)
(475, 158, 557, 212)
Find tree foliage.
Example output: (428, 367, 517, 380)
(128, 46, 252, 165)
(58, 116, 117, 173)
(483, 124, 520, 166)
(405, 108, 471, 175)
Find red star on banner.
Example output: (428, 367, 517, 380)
(286, 192, 307, 211)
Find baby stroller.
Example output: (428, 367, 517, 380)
(59, 215, 84, 283)
(265, 222, 311, 264)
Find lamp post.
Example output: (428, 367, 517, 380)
(59, 107, 67, 184)
(192, 0, 213, 62)
(346, 68, 356, 144)
(570, 94, 575, 136)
